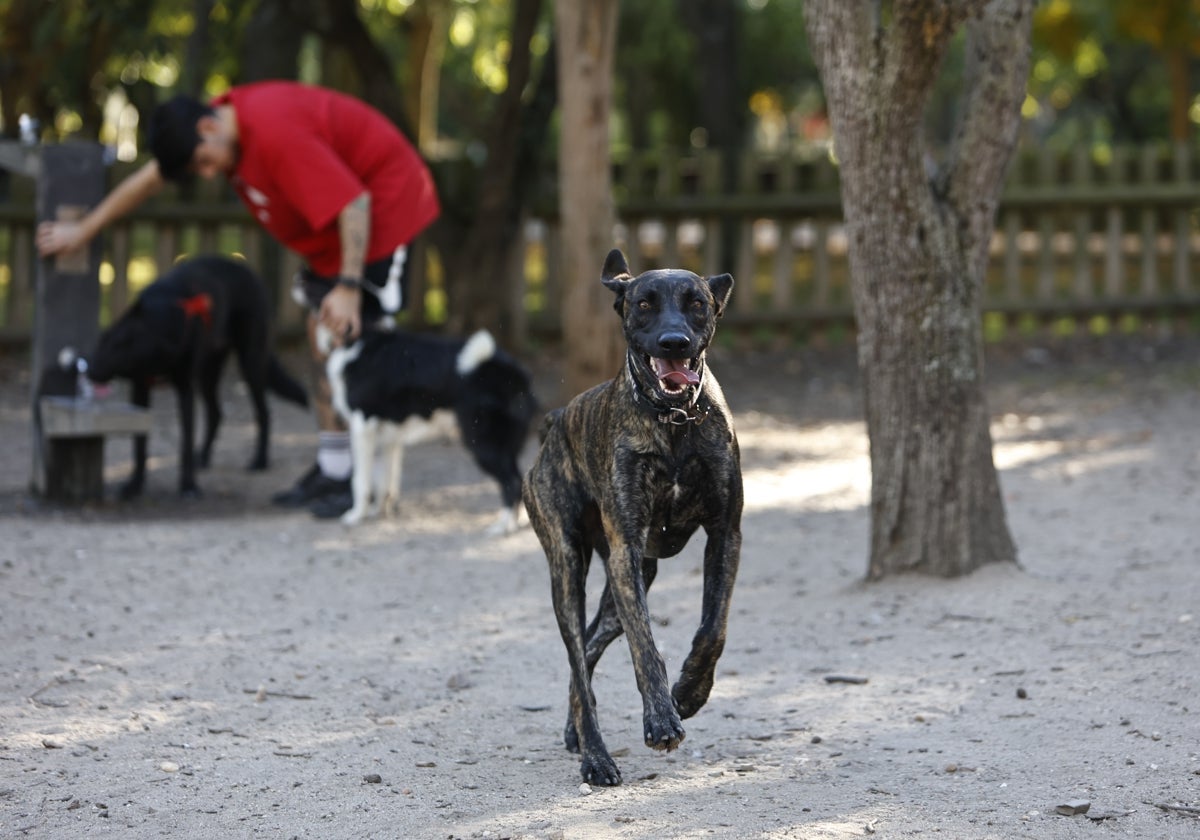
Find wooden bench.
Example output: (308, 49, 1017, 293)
(5, 141, 154, 504)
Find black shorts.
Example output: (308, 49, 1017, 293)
(292, 246, 411, 322)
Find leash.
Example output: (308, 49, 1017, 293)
(625, 356, 710, 426)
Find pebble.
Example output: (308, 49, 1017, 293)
(159, 761, 179, 773)
(1055, 800, 1090, 816)
(579, 783, 592, 796)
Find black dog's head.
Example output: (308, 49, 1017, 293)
(88, 296, 190, 382)
(601, 248, 734, 404)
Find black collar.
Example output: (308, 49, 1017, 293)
(625, 356, 710, 426)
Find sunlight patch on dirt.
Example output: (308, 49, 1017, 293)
(739, 420, 869, 514)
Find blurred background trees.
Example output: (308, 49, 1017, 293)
(1, 0, 1197, 351)
(6, 1, 1194, 168)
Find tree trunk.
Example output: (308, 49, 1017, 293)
(679, 0, 743, 273)
(402, 0, 450, 154)
(240, 0, 305, 83)
(442, 0, 554, 347)
(805, 0, 1030, 578)
(555, 0, 623, 400)
(1166, 46, 1191, 143)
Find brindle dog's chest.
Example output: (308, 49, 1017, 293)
(639, 433, 719, 558)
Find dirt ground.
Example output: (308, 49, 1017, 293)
(1, 337, 1198, 840)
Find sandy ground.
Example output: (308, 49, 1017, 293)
(1, 338, 1198, 840)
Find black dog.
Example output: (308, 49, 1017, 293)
(323, 326, 537, 530)
(88, 256, 307, 498)
(523, 249, 743, 786)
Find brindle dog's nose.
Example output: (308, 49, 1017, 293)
(657, 332, 691, 354)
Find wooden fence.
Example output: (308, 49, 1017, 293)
(2, 143, 1199, 349)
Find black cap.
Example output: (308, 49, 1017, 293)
(147, 95, 213, 182)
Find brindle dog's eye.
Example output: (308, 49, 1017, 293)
(691, 298, 705, 310)
(638, 299, 651, 311)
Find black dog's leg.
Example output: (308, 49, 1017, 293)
(120, 378, 151, 499)
(174, 374, 201, 497)
(563, 557, 659, 754)
(672, 520, 742, 719)
(234, 338, 270, 471)
(197, 352, 225, 469)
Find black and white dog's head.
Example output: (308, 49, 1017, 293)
(600, 249, 733, 406)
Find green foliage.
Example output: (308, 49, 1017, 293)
(2, 0, 1193, 161)
(1030, 0, 1200, 147)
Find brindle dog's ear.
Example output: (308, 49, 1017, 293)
(707, 273, 734, 318)
(600, 248, 633, 314)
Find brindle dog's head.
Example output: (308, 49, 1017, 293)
(600, 249, 734, 405)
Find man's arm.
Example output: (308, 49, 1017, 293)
(318, 191, 372, 344)
(35, 159, 167, 256)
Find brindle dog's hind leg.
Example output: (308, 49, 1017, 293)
(563, 557, 659, 754)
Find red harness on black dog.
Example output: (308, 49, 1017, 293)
(178, 293, 213, 328)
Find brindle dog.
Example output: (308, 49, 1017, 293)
(523, 249, 743, 786)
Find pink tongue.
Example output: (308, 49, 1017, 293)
(656, 358, 699, 387)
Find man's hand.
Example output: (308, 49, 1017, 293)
(319, 282, 362, 345)
(36, 220, 86, 257)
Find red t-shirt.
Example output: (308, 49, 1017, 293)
(213, 82, 440, 276)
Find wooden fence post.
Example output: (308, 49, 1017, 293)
(32, 143, 152, 502)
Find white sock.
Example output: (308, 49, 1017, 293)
(317, 432, 352, 480)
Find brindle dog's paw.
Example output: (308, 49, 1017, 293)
(672, 674, 714, 720)
(580, 752, 622, 787)
(118, 480, 144, 501)
(179, 484, 203, 500)
(563, 720, 581, 754)
(245, 454, 268, 472)
(643, 709, 686, 751)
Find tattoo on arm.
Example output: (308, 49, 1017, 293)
(339, 192, 371, 279)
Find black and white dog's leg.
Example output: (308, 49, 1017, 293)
(379, 422, 405, 518)
(343, 410, 378, 525)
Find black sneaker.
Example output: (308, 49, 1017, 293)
(271, 464, 349, 508)
(310, 488, 354, 520)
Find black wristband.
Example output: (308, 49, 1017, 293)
(335, 276, 362, 290)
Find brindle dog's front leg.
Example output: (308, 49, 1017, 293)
(673, 517, 742, 719)
(603, 515, 686, 752)
(563, 557, 659, 754)
(546, 536, 622, 786)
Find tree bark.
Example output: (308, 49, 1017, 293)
(555, 0, 623, 400)
(804, 0, 1030, 578)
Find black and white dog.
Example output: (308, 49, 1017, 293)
(320, 325, 537, 531)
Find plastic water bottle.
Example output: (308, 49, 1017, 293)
(56, 346, 94, 402)
(75, 358, 94, 402)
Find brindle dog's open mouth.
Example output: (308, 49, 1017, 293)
(649, 356, 700, 396)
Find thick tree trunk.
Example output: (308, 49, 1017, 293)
(443, 0, 552, 346)
(805, 0, 1031, 578)
(555, 0, 623, 400)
